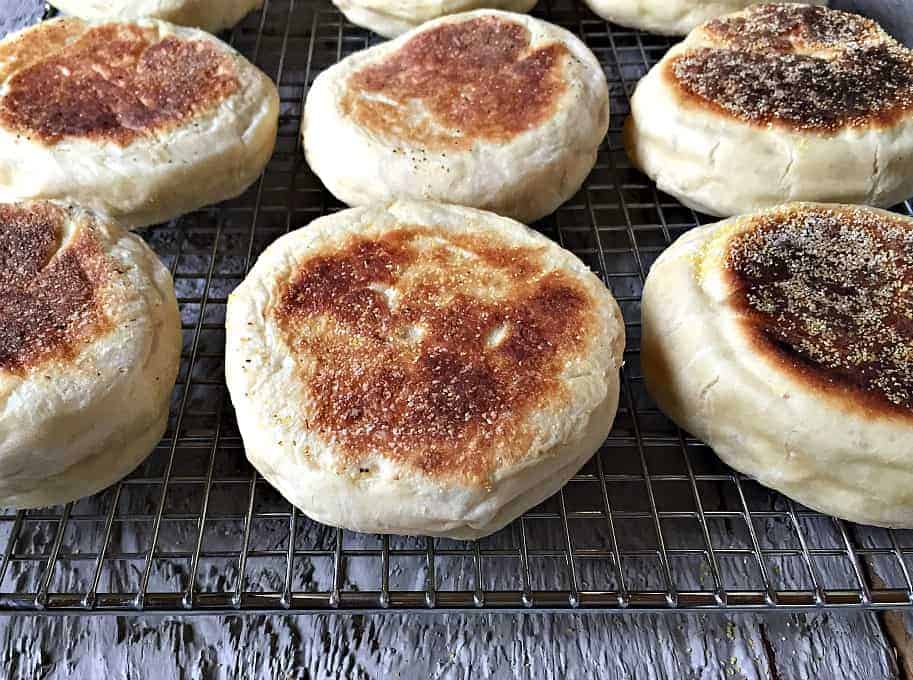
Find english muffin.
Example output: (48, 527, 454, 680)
(48, 0, 263, 33)
(333, 0, 536, 38)
(303, 11, 609, 224)
(0, 17, 279, 228)
(226, 200, 625, 539)
(624, 4, 913, 217)
(582, 0, 824, 36)
(0, 202, 181, 508)
(642, 203, 913, 528)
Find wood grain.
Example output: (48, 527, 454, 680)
(0, 0, 44, 39)
(1, 610, 906, 679)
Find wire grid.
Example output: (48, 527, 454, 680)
(1, 0, 912, 615)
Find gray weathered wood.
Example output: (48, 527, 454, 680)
(0, 610, 905, 679)
(0, 0, 44, 38)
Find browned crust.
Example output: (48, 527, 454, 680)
(667, 4, 913, 133)
(272, 226, 600, 483)
(724, 204, 913, 421)
(0, 202, 114, 374)
(0, 17, 84, 82)
(0, 20, 240, 146)
(340, 16, 570, 151)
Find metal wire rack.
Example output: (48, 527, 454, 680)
(2, 0, 912, 615)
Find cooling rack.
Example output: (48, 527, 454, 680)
(1, 0, 912, 615)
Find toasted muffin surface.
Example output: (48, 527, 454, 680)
(0, 19, 239, 147)
(272, 223, 603, 483)
(715, 204, 913, 419)
(667, 4, 913, 132)
(340, 16, 570, 151)
(0, 202, 115, 375)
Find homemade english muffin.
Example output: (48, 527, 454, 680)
(333, 0, 536, 38)
(582, 0, 824, 36)
(48, 0, 263, 34)
(226, 201, 625, 539)
(624, 4, 913, 217)
(0, 17, 279, 228)
(642, 203, 913, 528)
(303, 11, 609, 224)
(0, 201, 181, 508)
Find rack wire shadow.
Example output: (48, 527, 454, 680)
(1, 0, 912, 614)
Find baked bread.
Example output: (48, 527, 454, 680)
(0, 202, 181, 508)
(226, 200, 625, 539)
(303, 11, 609, 224)
(48, 0, 263, 33)
(582, 0, 824, 36)
(624, 4, 913, 217)
(0, 17, 279, 228)
(333, 0, 536, 38)
(641, 203, 913, 528)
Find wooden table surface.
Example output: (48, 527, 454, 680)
(1, 3, 912, 678)
(2, 610, 911, 678)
